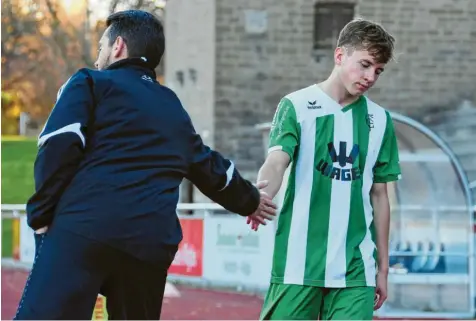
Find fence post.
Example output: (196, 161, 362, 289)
(12, 210, 20, 260)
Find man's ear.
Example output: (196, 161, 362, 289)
(112, 36, 127, 58)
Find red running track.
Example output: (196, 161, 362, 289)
(1, 267, 436, 320)
(1, 267, 264, 320)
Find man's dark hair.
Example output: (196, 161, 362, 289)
(106, 10, 165, 69)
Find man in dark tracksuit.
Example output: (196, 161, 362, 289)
(15, 10, 276, 320)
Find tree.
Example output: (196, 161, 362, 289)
(1, 0, 167, 133)
(1, 0, 42, 92)
(1, 92, 22, 135)
(1, 0, 98, 122)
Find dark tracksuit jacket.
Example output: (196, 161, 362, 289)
(26, 58, 261, 263)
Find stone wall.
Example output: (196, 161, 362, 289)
(213, 0, 476, 176)
(164, 0, 217, 148)
(164, 0, 476, 186)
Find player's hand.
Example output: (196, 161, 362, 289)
(246, 180, 277, 231)
(35, 226, 48, 234)
(374, 270, 388, 310)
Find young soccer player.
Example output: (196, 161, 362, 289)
(249, 18, 401, 320)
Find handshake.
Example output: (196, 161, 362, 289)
(246, 180, 277, 231)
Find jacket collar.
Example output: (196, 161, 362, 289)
(106, 57, 156, 79)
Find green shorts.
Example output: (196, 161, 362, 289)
(260, 283, 375, 320)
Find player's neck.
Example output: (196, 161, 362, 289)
(318, 71, 361, 107)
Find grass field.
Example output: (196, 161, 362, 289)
(1, 136, 37, 257)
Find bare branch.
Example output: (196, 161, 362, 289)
(109, 0, 120, 14)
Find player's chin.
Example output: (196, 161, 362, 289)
(353, 83, 370, 95)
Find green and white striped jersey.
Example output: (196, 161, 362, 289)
(268, 84, 401, 288)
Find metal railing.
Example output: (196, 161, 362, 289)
(2, 202, 475, 319)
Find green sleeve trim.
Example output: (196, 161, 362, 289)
(268, 98, 300, 162)
(373, 111, 401, 181)
(373, 173, 402, 183)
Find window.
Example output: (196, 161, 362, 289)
(313, 2, 355, 50)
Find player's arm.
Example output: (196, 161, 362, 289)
(257, 151, 290, 199)
(257, 97, 299, 199)
(372, 111, 402, 273)
(371, 183, 391, 273)
(26, 69, 94, 231)
(186, 128, 267, 217)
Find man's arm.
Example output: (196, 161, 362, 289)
(256, 150, 290, 199)
(248, 97, 299, 230)
(259, 97, 299, 198)
(371, 181, 391, 310)
(371, 183, 390, 273)
(373, 111, 401, 264)
(26, 69, 94, 231)
(186, 130, 270, 217)
(372, 111, 401, 309)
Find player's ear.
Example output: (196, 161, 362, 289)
(335, 47, 345, 66)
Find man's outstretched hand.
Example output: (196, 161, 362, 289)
(246, 180, 277, 231)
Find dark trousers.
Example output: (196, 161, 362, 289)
(14, 226, 176, 320)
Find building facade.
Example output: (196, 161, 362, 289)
(165, 0, 476, 197)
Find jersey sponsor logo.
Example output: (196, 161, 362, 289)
(316, 141, 361, 181)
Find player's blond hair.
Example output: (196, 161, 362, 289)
(337, 18, 396, 64)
